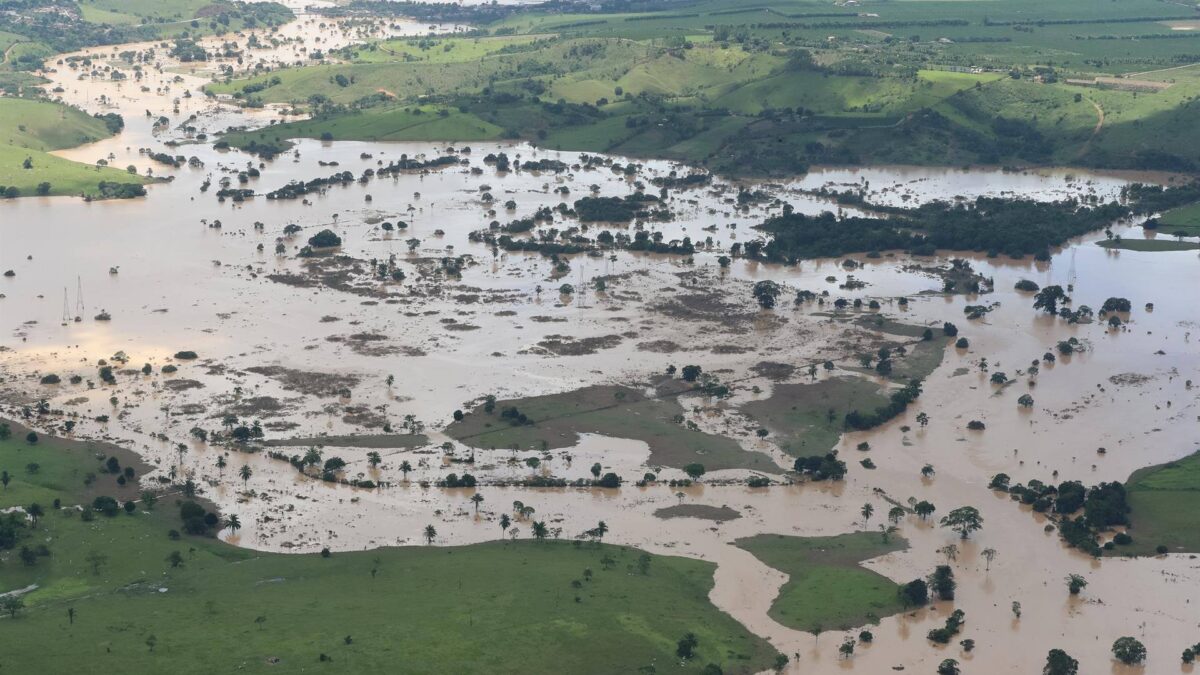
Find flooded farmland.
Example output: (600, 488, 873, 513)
(2, 8, 1199, 675)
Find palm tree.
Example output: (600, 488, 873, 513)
(470, 493, 484, 513)
(861, 503, 874, 526)
(499, 513, 511, 535)
(239, 465, 253, 484)
(981, 547, 997, 572)
(303, 447, 322, 468)
(399, 460, 413, 479)
(367, 451, 382, 468)
(216, 456, 227, 475)
(879, 524, 899, 544)
(424, 524, 437, 545)
(531, 521, 549, 540)
(596, 520, 609, 542)
(225, 514, 242, 534)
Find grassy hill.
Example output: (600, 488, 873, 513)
(0, 420, 780, 674)
(206, 0, 1200, 175)
(1123, 451, 1200, 555)
(0, 97, 146, 197)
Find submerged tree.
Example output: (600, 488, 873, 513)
(1043, 648, 1079, 675)
(940, 506, 984, 539)
(752, 280, 783, 309)
(1111, 637, 1146, 665)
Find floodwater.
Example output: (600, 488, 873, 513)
(2, 11, 1199, 675)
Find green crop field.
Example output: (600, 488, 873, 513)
(0, 422, 779, 674)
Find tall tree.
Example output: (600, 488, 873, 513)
(940, 506, 983, 539)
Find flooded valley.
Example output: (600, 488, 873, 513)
(2, 7, 1199, 674)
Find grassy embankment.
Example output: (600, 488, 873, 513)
(445, 384, 777, 472)
(0, 97, 147, 197)
(735, 532, 907, 634)
(1123, 451, 1200, 555)
(1097, 238, 1199, 252)
(212, 0, 1200, 175)
(0, 422, 780, 674)
(1157, 201, 1200, 237)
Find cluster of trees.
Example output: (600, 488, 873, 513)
(375, 154, 462, 177)
(573, 194, 669, 222)
(927, 609, 966, 644)
(437, 473, 477, 488)
(754, 191, 1186, 261)
(265, 171, 354, 200)
(792, 452, 847, 481)
(96, 182, 146, 199)
(178, 500, 222, 536)
(843, 379, 923, 431)
(990, 473, 1130, 555)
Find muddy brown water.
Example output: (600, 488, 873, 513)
(1, 11, 1199, 674)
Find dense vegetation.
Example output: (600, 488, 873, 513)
(206, 0, 1200, 176)
(754, 185, 1200, 260)
(989, 472, 1131, 556)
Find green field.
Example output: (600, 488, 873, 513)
(445, 384, 778, 473)
(734, 532, 907, 633)
(0, 422, 780, 674)
(207, 0, 1200, 174)
(740, 378, 891, 457)
(1124, 451, 1200, 555)
(0, 98, 147, 197)
(221, 106, 504, 155)
(1097, 238, 1200, 252)
(1158, 202, 1200, 237)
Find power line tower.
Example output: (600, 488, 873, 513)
(74, 276, 85, 321)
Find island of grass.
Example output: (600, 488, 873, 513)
(0, 423, 779, 673)
(1097, 238, 1200, 252)
(734, 532, 907, 634)
(740, 377, 891, 457)
(1123, 450, 1200, 555)
(654, 504, 742, 522)
(0, 98, 148, 198)
(445, 384, 777, 473)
